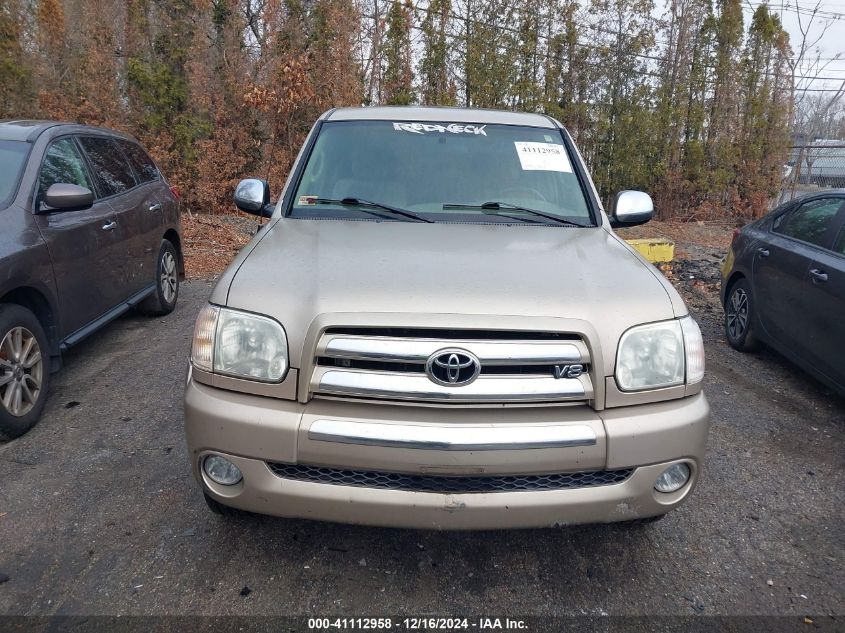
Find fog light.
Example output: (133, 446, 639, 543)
(203, 455, 243, 485)
(654, 463, 690, 493)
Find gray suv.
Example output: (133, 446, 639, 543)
(0, 121, 182, 437)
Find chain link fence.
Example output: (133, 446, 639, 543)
(778, 141, 845, 205)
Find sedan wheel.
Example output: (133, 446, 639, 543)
(726, 288, 749, 340)
(724, 278, 761, 352)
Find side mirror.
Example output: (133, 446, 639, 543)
(610, 191, 654, 227)
(234, 178, 273, 217)
(42, 183, 94, 212)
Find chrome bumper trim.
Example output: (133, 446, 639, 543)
(307, 419, 597, 450)
(315, 369, 589, 402)
(321, 336, 584, 365)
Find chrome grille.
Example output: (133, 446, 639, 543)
(311, 328, 593, 404)
(323, 327, 580, 340)
(266, 463, 633, 493)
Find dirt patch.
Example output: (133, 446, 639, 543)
(181, 213, 262, 279)
(616, 219, 736, 258)
(658, 255, 726, 322)
(617, 220, 735, 323)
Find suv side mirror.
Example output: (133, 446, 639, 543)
(42, 183, 94, 212)
(610, 191, 654, 227)
(234, 178, 273, 217)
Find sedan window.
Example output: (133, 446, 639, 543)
(78, 136, 137, 196)
(773, 197, 844, 249)
(37, 138, 94, 203)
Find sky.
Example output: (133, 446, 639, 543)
(742, 1, 845, 92)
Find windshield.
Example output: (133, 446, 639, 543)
(290, 120, 595, 225)
(0, 141, 30, 208)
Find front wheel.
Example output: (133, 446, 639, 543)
(0, 304, 51, 438)
(139, 240, 179, 316)
(724, 278, 762, 352)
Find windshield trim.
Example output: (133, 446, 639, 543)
(283, 118, 599, 227)
(0, 140, 33, 210)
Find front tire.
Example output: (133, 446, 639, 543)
(139, 240, 179, 316)
(0, 304, 51, 439)
(724, 278, 762, 352)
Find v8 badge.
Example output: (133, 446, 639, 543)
(554, 364, 584, 379)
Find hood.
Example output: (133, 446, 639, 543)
(219, 218, 686, 376)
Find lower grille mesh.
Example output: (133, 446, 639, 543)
(266, 463, 633, 493)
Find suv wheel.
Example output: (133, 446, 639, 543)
(724, 278, 762, 352)
(0, 305, 51, 438)
(139, 240, 179, 316)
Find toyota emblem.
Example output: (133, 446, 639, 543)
(425, 349, 481, 387)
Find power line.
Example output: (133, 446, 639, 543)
(364, 12, 845, 94)
(370, 0, 844, 84)
(793, 85, 845, 91)
(790, 0, 845, 9)
(744, 1, 845, 19)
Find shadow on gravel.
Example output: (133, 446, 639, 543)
(204, 509, 669, 585)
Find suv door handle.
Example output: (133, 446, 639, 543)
(809, 269, 828, 283)
(757, 248, 770, 257)
(148, 203, 162, 212)
(102, 221, 117, 231)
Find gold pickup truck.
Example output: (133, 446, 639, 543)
(184, 106, 708, 529)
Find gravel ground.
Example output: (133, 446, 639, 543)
(0, 279, 842, 621)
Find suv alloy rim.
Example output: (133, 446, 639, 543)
(726, 287, 749, 339)
(0, 326, 44, 417)
(161, 251, 177, 304)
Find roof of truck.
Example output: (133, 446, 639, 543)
(325, 106, 559, 128)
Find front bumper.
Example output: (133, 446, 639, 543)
(184, 372, 710, 530)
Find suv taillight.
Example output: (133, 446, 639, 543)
(731, 227, 741, 247)
(170, 185, 181, 200)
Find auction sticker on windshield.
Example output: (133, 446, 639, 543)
(514, 141, 572, 172)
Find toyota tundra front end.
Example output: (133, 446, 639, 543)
(183, 106, 709, 529)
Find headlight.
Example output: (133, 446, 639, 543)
(190, 304, 288, 382)
(615, 316, 704, 391)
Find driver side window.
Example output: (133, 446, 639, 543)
(38, 138, 94, 205)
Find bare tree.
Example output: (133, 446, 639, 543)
(771, 0, 844, 133)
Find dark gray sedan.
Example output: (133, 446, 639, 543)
(0, 121, 182, 437)
(721, 191, 845, 395)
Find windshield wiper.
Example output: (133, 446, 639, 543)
(314, 197, 433, 223)
(443, 201, 588, 227)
